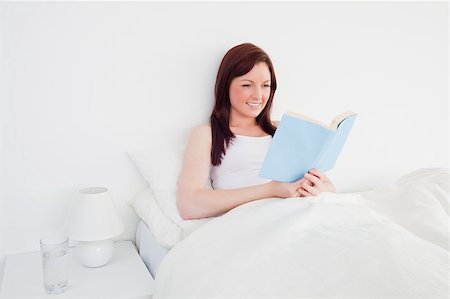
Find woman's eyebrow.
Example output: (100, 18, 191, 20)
(239, 79, 271, 82)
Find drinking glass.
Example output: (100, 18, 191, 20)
(40, 235, 69, 294)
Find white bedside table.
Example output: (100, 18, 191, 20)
(0, 241, 154, 299)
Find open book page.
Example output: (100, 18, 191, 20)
(285, 110, 355, 130)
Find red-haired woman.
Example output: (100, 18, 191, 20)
(177, 43, 336, 220)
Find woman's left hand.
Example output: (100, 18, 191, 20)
(297, 169, 336, 197)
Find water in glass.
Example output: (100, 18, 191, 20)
(40, 235, 69, 294)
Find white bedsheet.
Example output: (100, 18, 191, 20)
(154, 169, 449, 298)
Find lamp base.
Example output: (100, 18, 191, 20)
(76, 239, 114, 267)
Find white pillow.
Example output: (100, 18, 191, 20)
(128, 145, 211, 248)
(129, 188, 182, 248)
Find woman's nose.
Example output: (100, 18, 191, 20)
(252, 87, 263, 100)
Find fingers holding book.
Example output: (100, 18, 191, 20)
(297, 169, 336, 197)
(270, 169, 335, 198)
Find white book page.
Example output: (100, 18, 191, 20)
(285, 110, 355, 130)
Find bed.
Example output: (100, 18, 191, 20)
(154, 193, 448, 298)
(128, 146, 449, 298)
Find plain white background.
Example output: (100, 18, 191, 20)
(0, 1, 448, 286)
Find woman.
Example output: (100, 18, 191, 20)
(177, 43, 336, 220)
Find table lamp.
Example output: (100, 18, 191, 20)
(65, 187, 124, 267)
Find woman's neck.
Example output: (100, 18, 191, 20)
(229, 113, 257, 128)
(230, 118, 267, 137)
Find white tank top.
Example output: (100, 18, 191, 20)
(210, 134, 272, 190)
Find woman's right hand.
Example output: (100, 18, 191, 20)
(269, 178, 305, 198)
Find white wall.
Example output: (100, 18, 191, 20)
(0, 2, 6, 286)
(0, 2, 447, 258)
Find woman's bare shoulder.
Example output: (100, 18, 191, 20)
(190, 124, 212, 141)
(192, 124, 211, 134)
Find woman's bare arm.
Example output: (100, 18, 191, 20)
(177, 125, 303, 220)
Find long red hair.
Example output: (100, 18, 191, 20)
(210, 43, 277, 165)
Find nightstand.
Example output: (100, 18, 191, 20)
(0, 240, 154, 298)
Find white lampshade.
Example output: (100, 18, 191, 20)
(65, 187, 124, 267)
(65, 187, 124, 241)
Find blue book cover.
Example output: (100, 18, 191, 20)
(259, 111, 357, 183)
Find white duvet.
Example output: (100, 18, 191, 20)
(154, 169, 449, 298)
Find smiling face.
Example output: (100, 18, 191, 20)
(228, 62, 272, 125)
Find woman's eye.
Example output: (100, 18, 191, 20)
(263, 84, 271, 88)
(242, 84, 250, 87)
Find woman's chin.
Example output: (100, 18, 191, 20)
(246, 108, 263, 117)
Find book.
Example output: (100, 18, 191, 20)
(259, 110, 357, 183)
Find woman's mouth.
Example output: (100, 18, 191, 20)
(246, 102, 261, 109)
